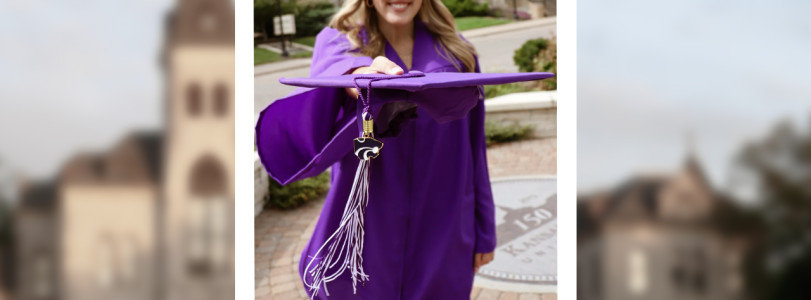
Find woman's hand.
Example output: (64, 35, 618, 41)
(346, 56, 404, 99)
(473, 252, 494, 273)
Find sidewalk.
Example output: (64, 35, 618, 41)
(254, 137, 557, 300)
(254, 16, 557, 76)
(255, 58, 312, 77)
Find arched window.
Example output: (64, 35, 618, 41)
(187, 155, 230, 277)
(32, 252, 53, 299)
(120, 237, 138, 283)
(189, 155, 226, 195)
(187, 83, 202, 116)
(628, 248, 648, 295)
(213, 83, 228, 117)
(97, 237, 117, 289)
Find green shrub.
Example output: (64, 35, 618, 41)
(294, 2, 337, 37)
(513, 38, 548, 72)
(254, 1, 336, 40)
(485, 121, 534, 146)
(442, 0, 490, 17)
(484, 82, 533, 99)
(267, 171, 330, 210)
(513, 37, 557, 90)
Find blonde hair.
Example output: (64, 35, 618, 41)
(328, 0, 477, 72)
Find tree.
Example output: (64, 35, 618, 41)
(730, 118, 811, 299)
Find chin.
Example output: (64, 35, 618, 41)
(383, 14, 417, 26)
(376, 0, 421, 26)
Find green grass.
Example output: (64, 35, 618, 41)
(293, 36, 316, 47)
(255, 47, 313, 65)
(255, 47, 281, 65)
(455, 16, 512, 32)
(291, 51, 313, 59)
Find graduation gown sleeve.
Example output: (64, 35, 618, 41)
(470, 62, 498, 253)
(255, 27, 374, 185)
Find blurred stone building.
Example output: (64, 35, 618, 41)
(13, 0, 235, 299)
(577, 156, 747, 300)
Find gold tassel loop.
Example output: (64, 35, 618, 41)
(362, 118, 374, 138)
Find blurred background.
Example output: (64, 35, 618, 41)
(577, 0, 811, 300)
(0, 0, 235, 299)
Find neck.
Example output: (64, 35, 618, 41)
(377, 19, 415, 45)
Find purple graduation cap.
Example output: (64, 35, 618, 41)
(258, 70, 553, 297)
(279, 70, 554, 124)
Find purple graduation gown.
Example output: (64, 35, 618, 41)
(255, 21, 496, 299)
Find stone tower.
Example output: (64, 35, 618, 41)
(163, 0, 234, 299)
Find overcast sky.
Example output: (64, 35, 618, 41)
(0, 0, 173, 179)
(2, 0, 809, 193)
(578, 0, 811, 193)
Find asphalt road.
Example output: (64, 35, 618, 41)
(469, 21, 556, 73)
(254, 22, 556, 120)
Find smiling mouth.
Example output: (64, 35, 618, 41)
(388, 1, 411, 11)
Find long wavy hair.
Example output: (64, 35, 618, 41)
(328, 0, 477, 72)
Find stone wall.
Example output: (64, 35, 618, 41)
(485, 90, 557, 139)
(255, 153, 269, 217)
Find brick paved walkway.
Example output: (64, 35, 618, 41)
(255, 138, 557, 300)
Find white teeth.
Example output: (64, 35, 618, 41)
(391, 3, 407, 9)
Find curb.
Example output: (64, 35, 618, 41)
(462, 17, 557, 39)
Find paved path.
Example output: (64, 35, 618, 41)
(254, 18, 557, 121)
(255, 138, 557, 300)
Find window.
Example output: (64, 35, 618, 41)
(32, 254, 52, 298)
(120, 238, 138, 283)
(97, 238, 116, 289)
(628, 249, 648, 295)
(591, 251, 602, 297)
(693, 247, 707, 293)
(187, 155, 230, 277)
(187, 83, 202, 116)
(671, 245, 709, 295)
(214, 83, 228, 117)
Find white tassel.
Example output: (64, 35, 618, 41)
(303, 159, 371, 298)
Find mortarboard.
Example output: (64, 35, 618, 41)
(277, 70, 554, 297)
(280, 71, 554, 126)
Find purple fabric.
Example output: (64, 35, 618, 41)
(256, 21, 549, 299)
(279, 71, 553, 125)
(280, 71, 554, 91)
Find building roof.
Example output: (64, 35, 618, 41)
(131, 131, 164, 182)
(580, 155, 716, 227)
(165, 0, 234, 46)
(18, 180, 57, 210)
(60, 131, 164, 185)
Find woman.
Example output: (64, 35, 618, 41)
(256, 0, 496, 298)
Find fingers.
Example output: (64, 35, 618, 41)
(345, 87, 359, 99)
(473, 253, 483, 273)
(351, 56, 404, 75)
(482, 252, 494, 265)
(370, 56, 404, 75)
(346, 56, 404, 98)
(473, 252, 495, 274)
